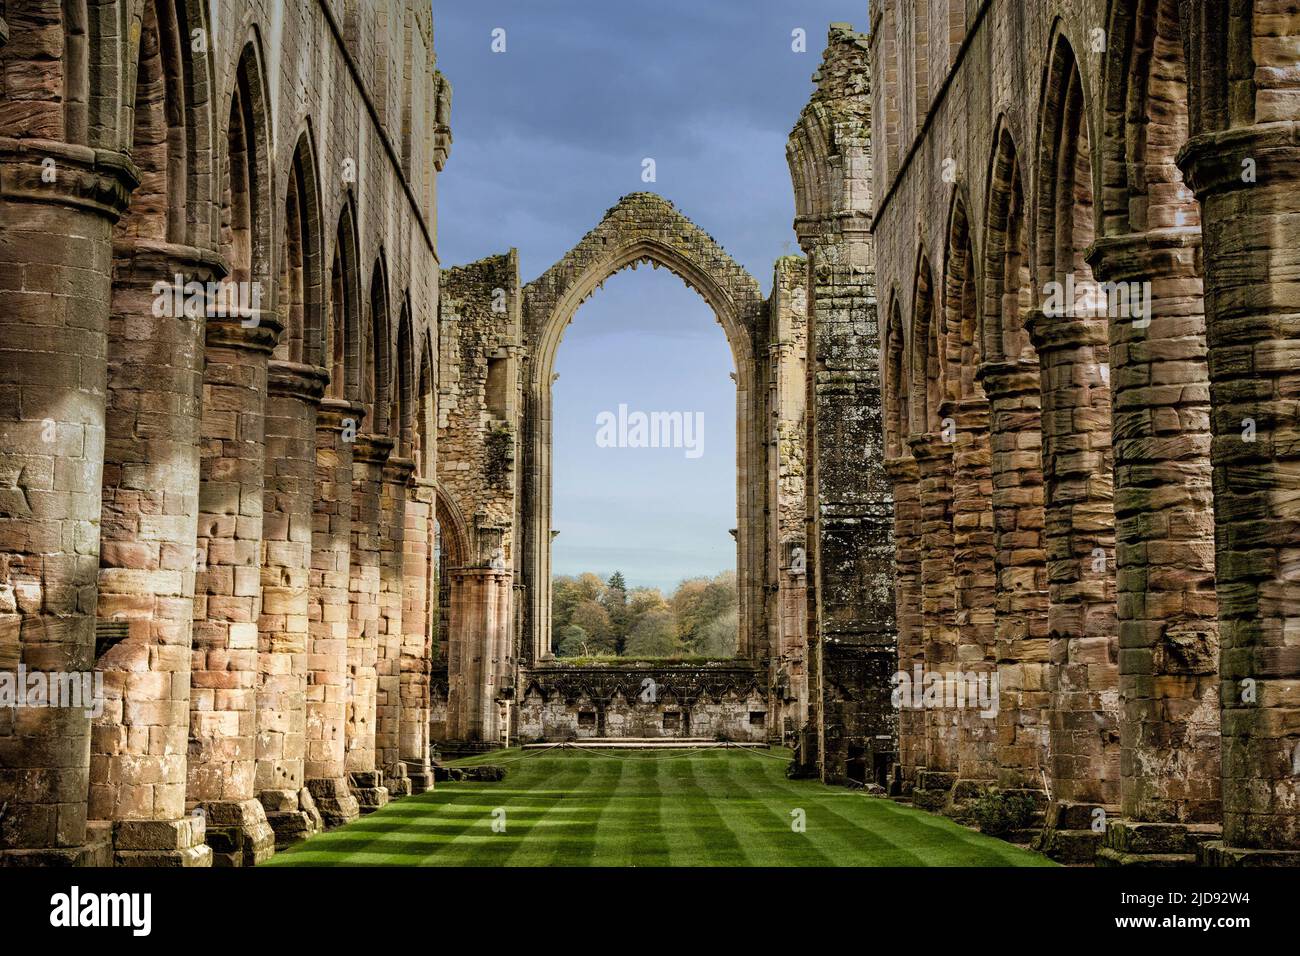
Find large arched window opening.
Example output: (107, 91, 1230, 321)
(549, 266, 738, 661)
(519, 196, 766, 669)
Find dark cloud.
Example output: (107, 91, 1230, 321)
(431, 0, 867, 589)
(434, 0, 868, 280)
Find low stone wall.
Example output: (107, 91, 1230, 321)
(517, 663, 768, 743)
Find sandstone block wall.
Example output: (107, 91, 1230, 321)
(0, 0, 449, 865)
(867, 0, 1300, 862)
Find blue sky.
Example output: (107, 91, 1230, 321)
(433, 1, 867, 592)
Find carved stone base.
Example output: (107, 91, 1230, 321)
(349, 770, 389, 813)
(1036, 801, 1116, 864)
(113, 816, 213, 867)
(306, 777, 361, 828)
(1096, 820, 1220, 867)
(198, 798, 276, 867)
(405, 760, 435, 794)
(260, 787, 325, 848)
(0, 821, 113, 867)
(910, 769, 956, 812)
(1198, 841, 1300, 867)
(384, 763, 413, 798)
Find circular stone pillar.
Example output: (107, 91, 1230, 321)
(256, 360, 328, 845)
(1180, 123, 1300, 860)
(345, 433, 393, 811)
(946, 397, 999, 793)
(1087, 229, 1221, 828)
(908, 431, 957, 807)
(0, 138, 135, 865)
(883, 454, 923, 794)
(1025, 307, 1120, 812)
(303, 398, 364, 827)
(376, 454, 414, 797)
(93, 239, 223, 866)
(400, 476, 436, 793)
(977, 359, 1051, 792)
(188, 311, 281, 866)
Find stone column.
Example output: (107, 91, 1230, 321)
(256, 361, 329, 846)
(92, 240, 221, 866)
(1180, 122, 1300, 863)
(801, 254, 897, 785)
(1087, 230, 1221, 860)
(188, 312, 280, 866)
(1026, 306, 1120, 857)
(774, 540, 808, 736)
(908, 431, 957, 810)
(303, 398, 363, 826)
(0, 138, 134, 865)
(978, 359, 1051, 792)
(376, 455, 414, 797)
(493, 565, 515, 743)
(883, 454, 923, 794)
(345, 433, 393, 811)
(947, 397, 999, 794)
(400, 476, 436, 792)
(448, 565, 513, 742)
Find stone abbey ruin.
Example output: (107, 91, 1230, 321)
(1, 0, 1298, 869)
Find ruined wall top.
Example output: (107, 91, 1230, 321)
(809, 24, 872, 111)
(522, 192, 766, 366)
(787, 25, 874, 251)
(438, 251, 523, 563)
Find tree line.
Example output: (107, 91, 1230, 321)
(551, 570, 738, 659)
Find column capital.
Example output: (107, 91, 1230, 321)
(383, 455, 416, 485)
(1177, 121, 1300, 199)
(938, 396, 990, 431)
(268, 361, 329, 404)
(110, 239, 227, 287)
(205, 308, 283, 354)
(0, 137, 138, 220)
(977, 359, 1041, 398)
(908, 431, 953, 464)
(353, 433, 395, 466)
(451, 566, 512, 582)
(1085, 228, 1202, 283)
(317, 397, 367, 433)
(1025, 306, 1108, 353)
(883, 454, 919, 484)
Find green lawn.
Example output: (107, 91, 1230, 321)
(265, 747, 1056, 867)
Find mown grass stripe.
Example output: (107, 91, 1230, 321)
(266, 748, 1056, 868)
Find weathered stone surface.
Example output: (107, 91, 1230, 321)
(865, 0, 1298, 863)
(0, 1, 445, 864)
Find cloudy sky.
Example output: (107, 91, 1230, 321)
(432, 1, 866, 592)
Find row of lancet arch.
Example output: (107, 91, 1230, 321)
(877, 0, 1235, 841)
(0, 0, 448, 863)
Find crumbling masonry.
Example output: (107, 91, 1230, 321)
(852, 0, 1300, 865)
(3, 0, 1300, 869)
(0, 0, 448, 865)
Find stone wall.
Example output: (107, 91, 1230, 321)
(437, 252, 524, 557)
(518, 664, 768, 743)
(867, 0, 1300, 864)
(436, 252, 522, 744)
(787, 25, 898, 786)
(766, 256, 810, 740)
(0, 0, 447, 865)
